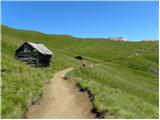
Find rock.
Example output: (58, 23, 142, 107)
(149, 66, 159, 75)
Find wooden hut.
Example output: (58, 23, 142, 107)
(15, 42, 53, 67)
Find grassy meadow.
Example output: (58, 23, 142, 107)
(1, 25, 159, 118)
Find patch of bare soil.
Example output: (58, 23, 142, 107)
(26, 67, 94, 119)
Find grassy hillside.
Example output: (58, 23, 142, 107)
(67, 64, 158, 118)
(1, 25, 159, 118)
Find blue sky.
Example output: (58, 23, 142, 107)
(1, 1, 158, 41)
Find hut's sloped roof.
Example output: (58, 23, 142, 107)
(28, 42, 53, 55)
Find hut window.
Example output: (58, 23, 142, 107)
(24, 47, 29, 52)
(24, 44, 31, 52)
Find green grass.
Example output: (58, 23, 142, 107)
(1, 25, 159, 118)
(67, 64, 158, 118)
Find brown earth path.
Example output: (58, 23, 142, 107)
(26, 67, 94, 119)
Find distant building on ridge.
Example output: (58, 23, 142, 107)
(108, 37, 128, 41)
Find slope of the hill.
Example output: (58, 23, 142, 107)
(67, 64, 158, 118)
(2, 25, 158, 74)
(1, 25, 159, 118)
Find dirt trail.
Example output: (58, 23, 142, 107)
(26, 67, 94, 119)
